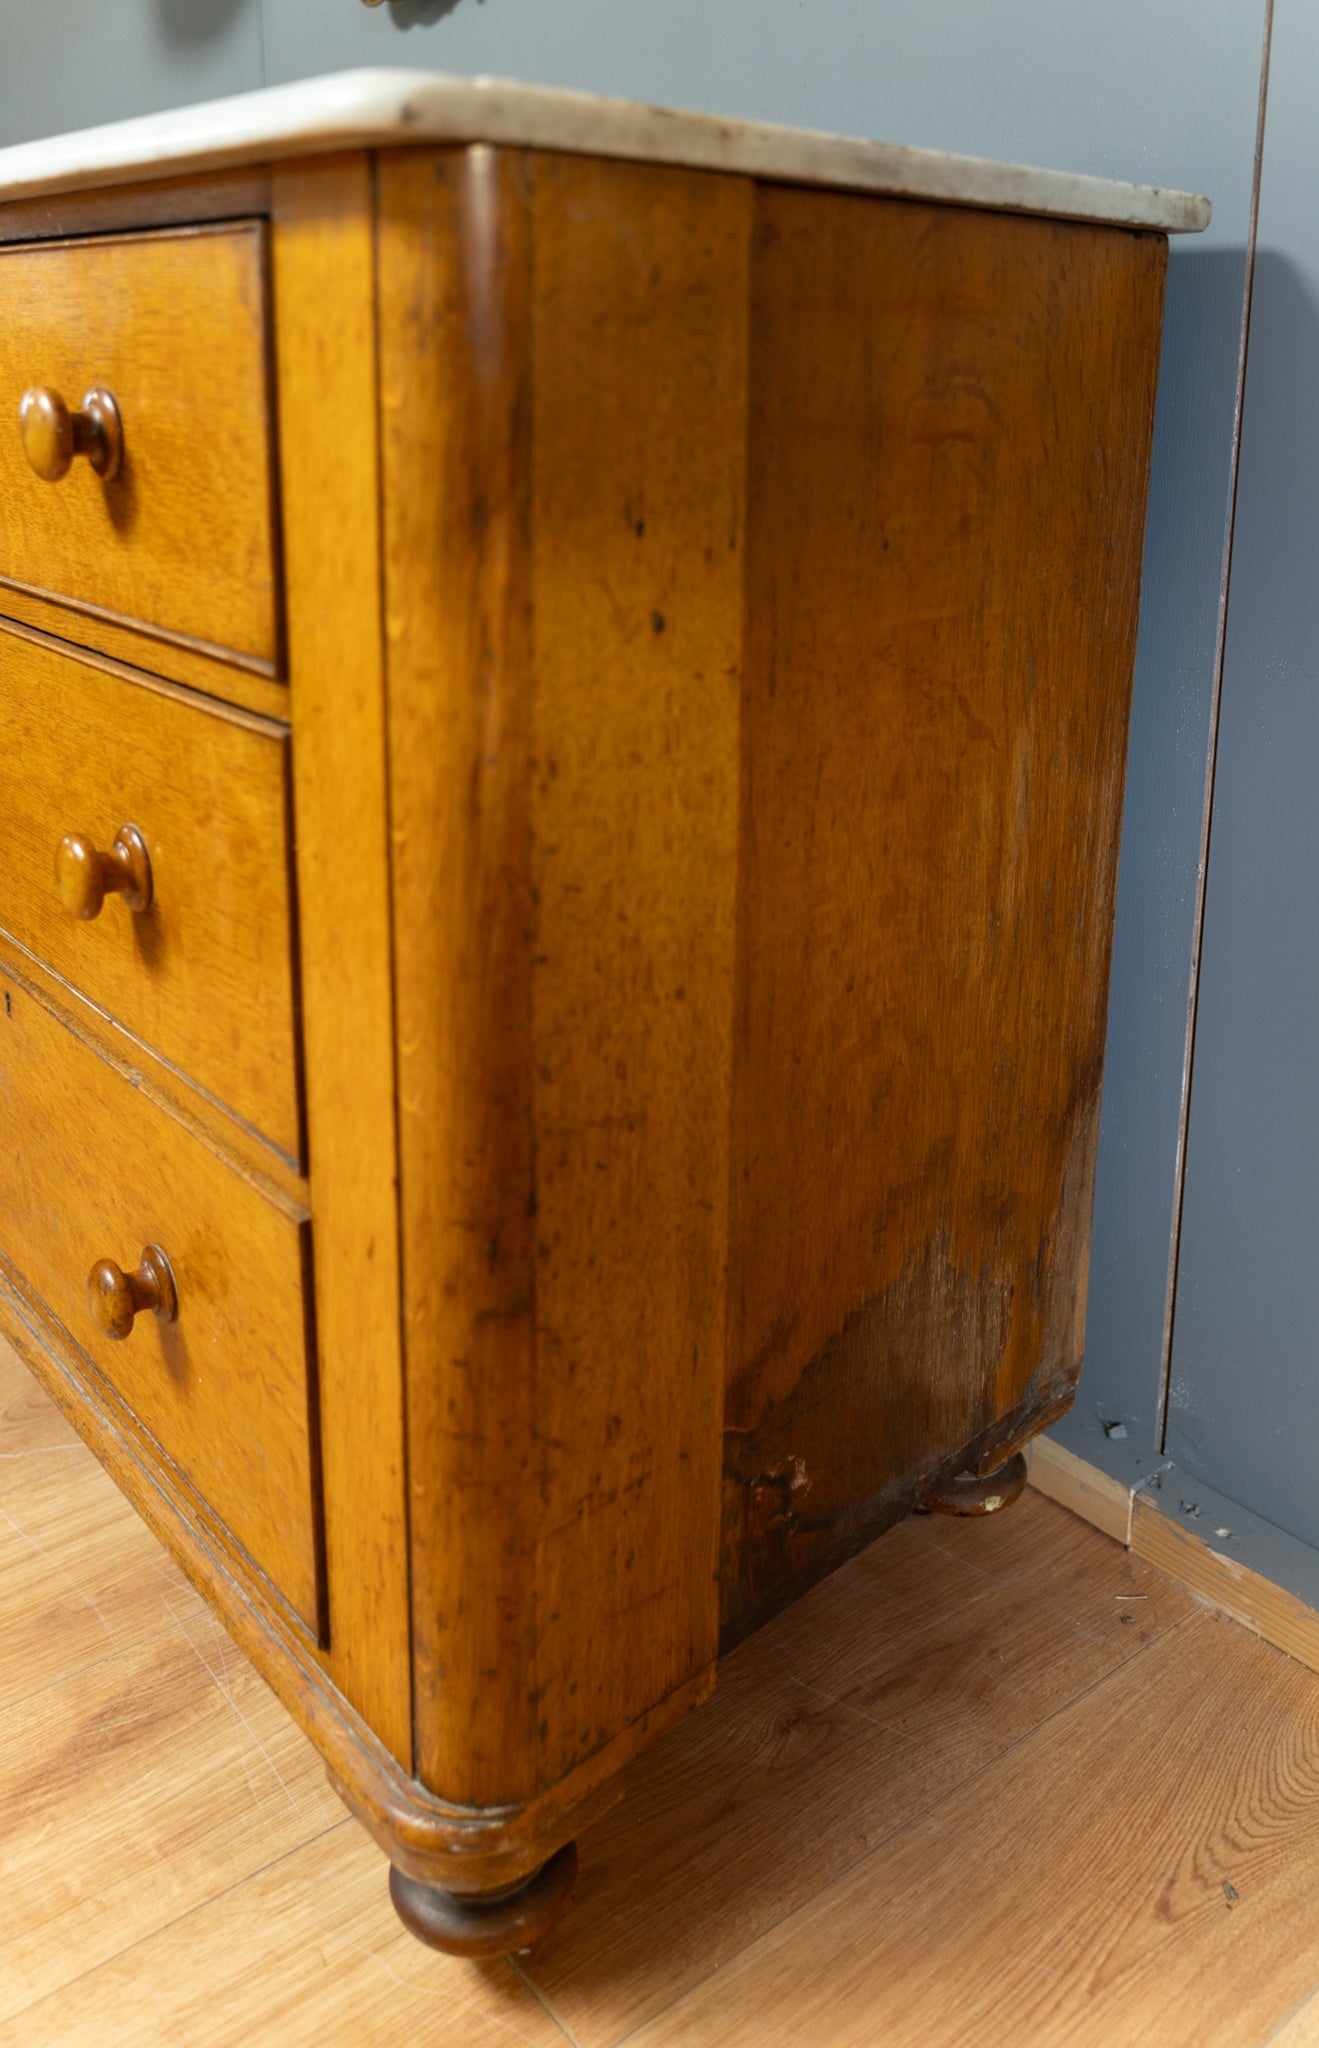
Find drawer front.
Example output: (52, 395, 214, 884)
(0, 222, 278, 671)
(0, 626, 299, 1159)
(0, 975, 322, 1634)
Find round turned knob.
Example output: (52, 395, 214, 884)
(20, 385, 123, 483)
(55, 824, 152, 920)
(87, 1245, 178, 1341)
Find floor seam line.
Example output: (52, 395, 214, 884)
(594, 1608, 1208, 2044)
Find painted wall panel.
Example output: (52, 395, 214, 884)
(1169, 0, 1319, 1538)
(0, 0, 262, 148)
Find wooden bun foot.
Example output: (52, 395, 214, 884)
(388, 1841, 579, 1958)
(922, 1449, 1029, 1517)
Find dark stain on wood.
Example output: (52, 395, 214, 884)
(720, 190, 1165, 1648)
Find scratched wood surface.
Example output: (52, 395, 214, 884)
(376, 146, 747, 1809)
(375, 151, 1170, 1851)
(7, 1335, 1319, 2046)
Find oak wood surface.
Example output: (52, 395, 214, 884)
(0, 621, 300, 1157)
(0, 1267, 677, 1906)
(721, 194, 1167, 1638)
(0, 1826, 563, 2048)
(0, 1324, 81, 1491)
(1272, 1996, 1319, 2045)
(1027, 1430, 1137, 1545)
(1131, 1492, 1319, 1681)
(376, 144, 745, 1811)
(0, 1609, 343, 2017)
(0, 166, 273, 248)
(375, 143, 542, 1813)
(0, 221, 280, 671)
(0, 932, 308, 1212)
(0, 1453, 203, 1713)
(270, 154, 412, 1762)
(523, 1489, 1195, 2048)
(523, 148, 747, 1797)
(7, 1362, 1317, 2048)
(0, 580, 292, 721)
(626, 1612, 1319, 2048)
(0, 975, 322, 1633)
(0, 143, 1180, 1935)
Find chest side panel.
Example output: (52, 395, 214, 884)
(722, 189, 1167, 1639)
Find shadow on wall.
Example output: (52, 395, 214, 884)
(1079, 238, 1251, 1445)
(156, 0, 472, 44)
(155, 0, 251, 44)
(379, 0, 470, 25)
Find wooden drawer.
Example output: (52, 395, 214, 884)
(0, 626, 300, 1159)
(0, 222, 279, 674)
(0, 974, 322, 1635)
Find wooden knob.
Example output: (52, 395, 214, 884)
(20, 385, 123, 483)
(87, 1245, 178, 1341)
(55, 824, 152, 920)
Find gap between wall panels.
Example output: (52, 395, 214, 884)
(1156, 0, 1276, 1450)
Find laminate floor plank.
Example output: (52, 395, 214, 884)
(0, 1454, 204, 1712)
(1269, 1993, 1319, 2045)
(0, 1606, 343, 2016)
(625, 1613, 1319, 2048)
(3, 1352, 1316, 2045)
(0, 1825, 568, 2048)
(523, 1492, 1194, 2048)
(0, 1330, 83, 1494)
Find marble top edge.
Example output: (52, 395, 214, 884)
(0, 69, 1211, 233)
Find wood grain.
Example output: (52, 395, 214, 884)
(375, 145, 747, 1809)
(0, 165, 272, 249)
(0, 580, 292, 721)
(0, 146, 1179, 1935)
(524, 148, 747, 1795)
(1132, 1492, 1319, 1679)
(271, 154, 412, 1760)
(627, 1612, 1319, 2048)
(2, 1269, 653, 1908)
(722, 194, 1167, 1638)
(0, 929, 308, 1209)
(0, 222, 279, 670)
(374, 143, 541, 1812)
(0, 1825, 563, 2048)
(0, 1452, 203, 1713)
(522, 1489, 1194, 2047)
(0, 974, 322, 1634)
(1269, 1993, 1319, 2045)
(5, 1373, 1312, 2044)
(0, 619, 300, 1158)
(0, 1610, 342, 2017)
(1027, 1432, 1137, 1545)
(0, 1327, 81, 1493)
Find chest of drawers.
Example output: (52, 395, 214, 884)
(0, 72, 1206, 1956)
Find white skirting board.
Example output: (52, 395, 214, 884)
(1027, 1412, 1319, 1681)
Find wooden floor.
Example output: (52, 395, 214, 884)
(5, 1336, 1319, 2045)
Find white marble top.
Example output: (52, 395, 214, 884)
(0, 70, 1210, 233)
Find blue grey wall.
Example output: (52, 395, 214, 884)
(1168, 0, 1319, 1542)
(0, 1, 261, 146)
(0, 0, 1273, 1460)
